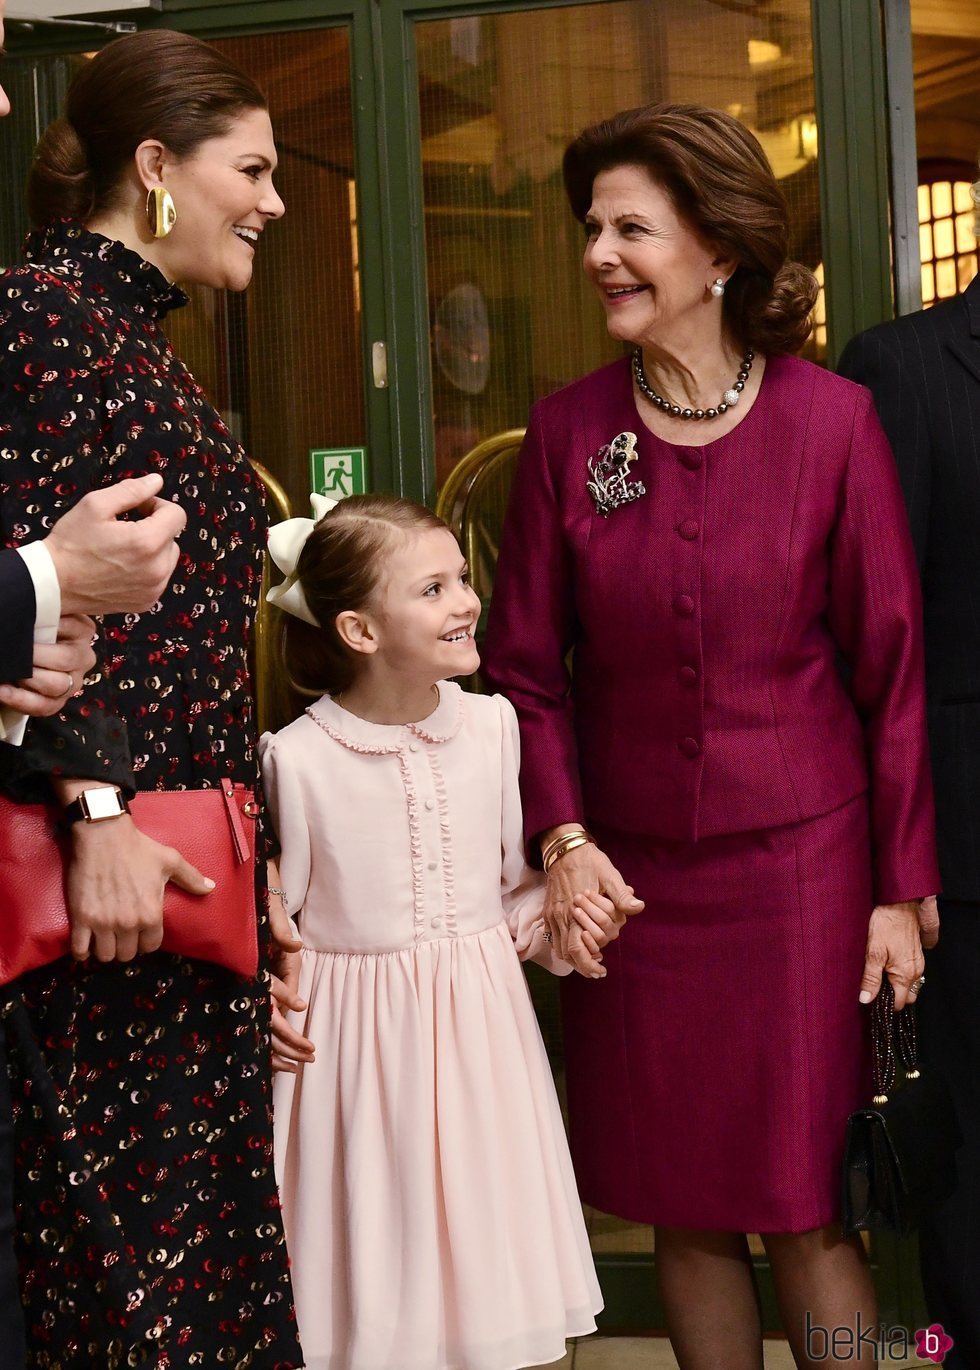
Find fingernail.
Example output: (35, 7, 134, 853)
(590, 971, 605, 979)
(203, 878, 216, 890)
(859, 990, 873, 1004)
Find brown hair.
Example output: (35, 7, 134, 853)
(280, 494, 448, 703)
(562, 102, 818, 355)
(27, 29, 267, 226)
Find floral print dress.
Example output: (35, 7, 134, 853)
(0, 221, 302, 1369)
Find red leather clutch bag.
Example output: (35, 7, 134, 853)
(0, 779, 259, 982)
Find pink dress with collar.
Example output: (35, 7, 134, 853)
(260, 682, 601, 1370)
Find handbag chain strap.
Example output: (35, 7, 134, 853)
(870, 979, 920, 1104)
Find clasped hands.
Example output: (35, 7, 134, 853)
(540, 830, 644, 977)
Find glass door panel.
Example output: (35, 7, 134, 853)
(414, 0, 824, 494)
(167, 27, 364, 519)
(0, 24, 365, 523)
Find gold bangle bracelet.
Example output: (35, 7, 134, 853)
(540, 827, 591, 868)
(543, 833, 594, 872)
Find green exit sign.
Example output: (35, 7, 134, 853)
(310, 447, 367, 499)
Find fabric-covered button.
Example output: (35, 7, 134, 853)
(427, 860, 438, 871)
(679, 666, 698, 687)
(678, 736, 701, 758)
(425, 799, 435, 810)
(408, 742, 420, 753)
(680, 449, 703, 470)
(678, 519, 700, 541)
(431, 916, 442, 929)
(673, 593, 695, 617)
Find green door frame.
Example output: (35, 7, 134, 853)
(6, 0, 927, 1332)
(371, 0, 901, 494)
(7, 0, 901, 488)
(4, 0, 399, 498)
(148, 0, 401, 495)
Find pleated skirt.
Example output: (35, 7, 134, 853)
(274, 921, 602, 1370)
(561, 794, 873, 1233)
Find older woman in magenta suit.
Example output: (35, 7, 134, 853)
(483, 103, 939, 1369)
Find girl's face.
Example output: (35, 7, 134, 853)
(369, 527, 481, 684)
(583, 163, 722, 348)
(149, 106, 285, 291)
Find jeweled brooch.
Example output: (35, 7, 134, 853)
(587, 431, 646, 517)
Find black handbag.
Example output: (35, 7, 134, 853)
(842, 980, 962, 1236)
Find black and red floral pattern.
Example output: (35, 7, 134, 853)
(0, 221, 302, 1368)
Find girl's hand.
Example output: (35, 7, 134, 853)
(859, 901, 925, 1010)
(271, 951, 315, 1074)
(67, 814, 215, 962)
(543, 839, 643, 977)
(268, 889, 302, 956)
(571, 890, 629, 951)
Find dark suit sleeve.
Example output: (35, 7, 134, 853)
(0, 550, 36, 682)
(827, 389, 939, 903)
(0, 278, 133, 800)
(482, 404, 585, 848)
(838, 330, 931, 567)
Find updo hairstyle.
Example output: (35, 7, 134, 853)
(562, 102, 818, 355)
(282, 494, 448, 701)
(28, 29, 266, 227)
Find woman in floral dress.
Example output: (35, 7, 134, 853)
(0, 30, 302, 1368)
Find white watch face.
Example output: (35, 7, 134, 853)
(83, 788, 125, 821)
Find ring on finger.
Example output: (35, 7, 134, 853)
(910, 974, 925, 995)
(542, 931, 554, 944)
(64, 672, 74, 696)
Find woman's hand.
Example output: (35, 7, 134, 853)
(67, 814, 215, 962)
(917, 894, 940, 950)
(543, 838, 643, 977)
(859, 901, 925, 1010)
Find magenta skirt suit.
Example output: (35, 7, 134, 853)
(483, 353, 940, 1233)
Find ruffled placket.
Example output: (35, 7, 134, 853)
(304, 683, 465, 943)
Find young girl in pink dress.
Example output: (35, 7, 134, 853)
(259, 493, 607, 1370)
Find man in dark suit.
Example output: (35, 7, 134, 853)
(839, 271, 980, 1370)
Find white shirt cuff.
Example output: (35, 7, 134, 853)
(0, 541, 63, 746)
(17, 539, 61, 635)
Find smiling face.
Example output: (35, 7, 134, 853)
(363, 527, 482, 687)
(583, 163, 725, 348)
(146, 105, 284, 291)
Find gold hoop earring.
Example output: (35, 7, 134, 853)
(146, 186, 177, 239)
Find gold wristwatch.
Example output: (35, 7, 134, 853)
(62, 785, 132, 825)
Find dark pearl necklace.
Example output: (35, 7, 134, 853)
(632, 346, 754, 421)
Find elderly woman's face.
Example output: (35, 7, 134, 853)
(149, 106, 285, 292)
(583, 164, 721, 347)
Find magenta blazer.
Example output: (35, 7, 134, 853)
(483, 354, 939, 905)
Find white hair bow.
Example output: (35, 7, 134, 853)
(266, 492, 339, 625)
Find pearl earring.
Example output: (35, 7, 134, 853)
(710, 277, 726, 298)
